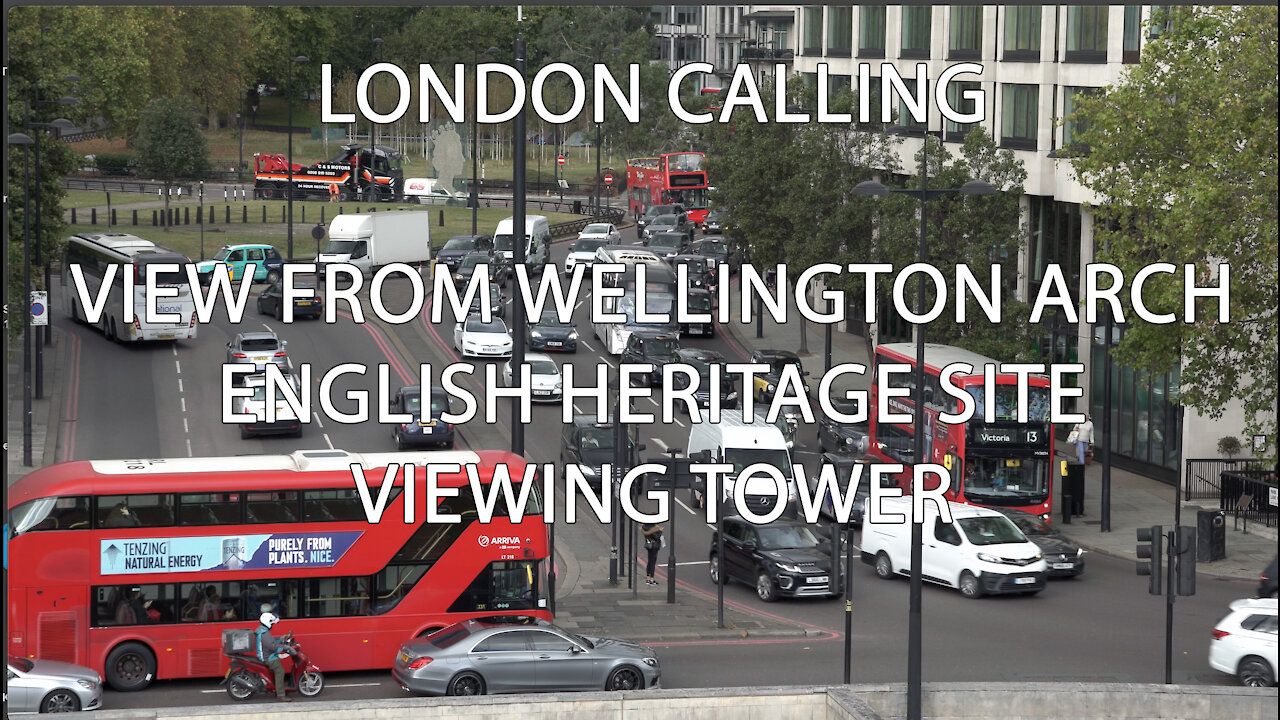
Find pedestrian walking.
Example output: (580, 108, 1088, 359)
(641, 523, 664, 586)
(1070, 414, 1095, 465)
(328, 182, 339, 202)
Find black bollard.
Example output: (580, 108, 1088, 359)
(90, 208, 96, 225)
(132, 209, 138, 226)
(1062, 496, 1072, 525)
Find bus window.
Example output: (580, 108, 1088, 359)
(97, 494, 174, 528)
(9, 496, 92, 533)
(300, 576, 370, 617)
(245, 580, 296, 619)
(391, 492, 479, 563)
(448, 561, 538, 613)
(178, 493, 242, 525)
(94, 583, 173, 626)
(304, 487, 402, 522)
(374, 565, 429, 614)
(179, 581, 239, 622)
(247, 491, 299, 523)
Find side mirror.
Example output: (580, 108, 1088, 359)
(743, 539, 757, 550)
(571, 645, 584, 654)
(226, 342, 232, 349)
(280, 340, 288, 348)
(635, 443, 647, 453)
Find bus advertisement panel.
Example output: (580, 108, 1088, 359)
(5, 449, 550, 692)
(868, 343, 1055, 521)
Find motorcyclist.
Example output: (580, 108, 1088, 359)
(254, 612, 292, 702)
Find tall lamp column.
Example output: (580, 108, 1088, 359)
(8, 132, 36, 466)
(286, 54, 310, 260)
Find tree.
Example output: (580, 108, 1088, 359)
(1068, 6, 1278, 444)
(135, 98, 211, 231)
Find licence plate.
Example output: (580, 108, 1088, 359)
(1052, 563, 1074, 570)
(807, 576, 828, 584)
(534, 390, 550, 396)
(419, 420, 436, 427)
(297, 300, 312, 306)
(547, 341, 562, 347)
(253, 356, 269, 363)
(1014, 577, 1036, 585)
(157, 334, 174, 340)
(399, 651, 410, 664)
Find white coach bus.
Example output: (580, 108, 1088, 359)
(61, 232, 198, 342)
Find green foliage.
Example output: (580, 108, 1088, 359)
(93, 154, 138, 177)
(1068, 6, 1279, 441)
(136, 98, 211, 182)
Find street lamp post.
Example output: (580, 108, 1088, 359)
(371, 36, 383, 152)
(9, 132, 36, 466)
(510, 22, 527, 458)
(286, 54, 310, 261)
(853, 129, 995, 720)
(238, 88, 248, 183)
(471, 46, 499, 235)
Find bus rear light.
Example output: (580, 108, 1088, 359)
(407, 657, 433, 670)
(188, 313, 197, 328)
(132, 315, 142, 331)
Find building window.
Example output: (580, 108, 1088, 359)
(827, 73, 851, 100)
(857, 76, 885, 129)
(1149, 5, 1172, 38)
(901, 6, 932, 58)
(803, 7, 823, 55)
(675, 6, 700, 26)
(1090, 325, 1180, 473)
(945, 81, 981, 140)
(1122, 6, 1142, 63)
(1003, 6, 1041, 61)
(897, 78, 927, 131)
(1000, 83, 1038, 150)
(948, 6, 982, 59)
(1066, 6, 1108, 63)
(1028, 197, 1081, 305)
(859, 6, 886, 57)
(827, 6, 853, 57)
(1062, 86, 1097, 150)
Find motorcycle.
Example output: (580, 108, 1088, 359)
(221, 631, 324, 701)
(781, 412, 799, 449)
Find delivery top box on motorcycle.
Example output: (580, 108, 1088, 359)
(687, 408, 798, 513)
(317, 212, 431, 277)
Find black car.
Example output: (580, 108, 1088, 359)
(810, 452, 889, 527)
(437, 234, 493, 273)
(817, 398, 868, 454)
(750, 349, 810, 402)
(390, 385, 456, 450)
(988, 507, 1086, 577)
(256, 275, 322, 320)
(637, 203, 688, 234)
(453, 250, 507, 287)
(709, 517, 842, 602)
(560, 415, 640, 490)
(527, 310, 578, 352)
(671, 348, 737, 411)
(667, 253, 714, 291)
(678, 287, 716, 338)
(644, 231, 688, 258)
(1260, 555, 1278, 598)
(702, 210, 724, 234)
(466, 282, 506, 320)
(691, 238, 734, 274)
(620, 330, 680, 387)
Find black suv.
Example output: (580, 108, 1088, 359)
(466, 282, 505, 320)
(668, 253, 715, 292)
(644, 230, 689, 258)
(817, 398, 868, 454)
(709, 517, 842, 602)
(621, 330, 680, 386)
(560, 416, 640, 490)
(453, 250, 508, 287)
(671, 348, 737, 411)
(750, 349, 811, 402)
(638, 203, 688, 234)
(437, 234, 493, 273)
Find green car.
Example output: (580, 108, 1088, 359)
(195, 244, 284, 284)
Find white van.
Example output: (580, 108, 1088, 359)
(860, 497, 1048, 598)
(493, 215, 551, 271)
(687, 408, 798, 515)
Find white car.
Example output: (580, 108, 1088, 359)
(1209, 597, 1277, 687)
(502, 353, 563, 402)
(453, 315, 514, 359)
(564, 233, 615, 275)
(233, 372, 304, 438)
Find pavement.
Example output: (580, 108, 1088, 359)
(7, 248, 1274, 651)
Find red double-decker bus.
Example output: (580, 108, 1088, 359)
(868, 343, 1055, 521)
(626, 152, 711, 223)
(6, 449, 549, 691)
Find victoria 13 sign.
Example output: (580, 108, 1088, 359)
(966, 424, 1049, 451)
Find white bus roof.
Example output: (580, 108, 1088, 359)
(74, 232, 157, 251)
(89, 449, 483, 475)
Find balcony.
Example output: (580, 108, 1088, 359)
(741, 46, 794, 61)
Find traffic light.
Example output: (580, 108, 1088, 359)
(1175, 525, 1197, 596)
(1136, 525, 1163, 595)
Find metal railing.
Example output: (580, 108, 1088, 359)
(64, 177, 193, 195)
(1184, 458, 1266, 500)
(1218, 469, 1279, 529)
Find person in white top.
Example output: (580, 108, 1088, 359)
(1074, 414, 1095, 464)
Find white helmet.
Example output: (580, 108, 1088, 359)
(260, 612, 279, 628)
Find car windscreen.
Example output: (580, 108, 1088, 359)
(459, 255, 489, 270)
(688, 293, 713, 313)
(723, 447, 792, 479)
(1002, 513, 1051, 537)
(323, 239, 356, 254)
(428, 625, 473, 650)
(572, 239, 608, 253)
(651, 216, 676, 227)
(578, 426, 616, 450)
(443, 238, 475, 251)
(650, 235, 681, 247)
(756, 524, 823, 550)
(536, 313, 570, 327)
(643, 338, 678, 356)
(956, 516, 1028, 546)
(582, 224, 612, 235)
(240, 338, 279, 351)
(494, 234, 520, 252)
(528, 359, 558, 376)
(467, 318, 506, 333)
(213, 248, 232, 261)
(404, 393, 448, 417)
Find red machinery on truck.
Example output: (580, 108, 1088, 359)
(253, 144, 405, 202)
(625, 152, 711, 224)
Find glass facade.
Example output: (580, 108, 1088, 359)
(901, 6, 932, 57)
(1028, 197, 1082, 303)
(1062, 86, 1095, 148)
(945, 81, 981, 139)
(827, 5, 852, 56)
(803, 7, 823, 54)
(1003, 6, 1041, 59)
(948, 6, 982, 58)
(1001, 83, 1039, 149)
(1091, 324, 1181, 474)
(859, 6, 887, 57)
(1066, 6, 1109, 62)
(1122, 6, 1143, 62)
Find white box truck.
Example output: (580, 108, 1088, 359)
(317, 212, 431, 277)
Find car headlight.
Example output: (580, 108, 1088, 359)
(463, 339, 479, 347)
(555, 381, 563, 390)
(844, 437, 854, 445)
(977, 552, 1002, 564)
(727, 391, 738, 401)
(579, 465, 598, 477)
(78, 678, 99, 690)
(1040, 513, 1051, 522)
(569, 330, 579, 340)
(775, 562, 803, 573)
(643, 657, 659, 667)
(766, 383, 775, 392)
(531, 330, 543, 338)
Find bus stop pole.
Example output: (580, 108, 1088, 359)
(665, 447, 682, 604)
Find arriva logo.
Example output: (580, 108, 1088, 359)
(478, 536, 522, 547)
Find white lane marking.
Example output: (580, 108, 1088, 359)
(598, 355, 615, 368)
(650, 438, 669, 452)
(313, 412, 325, 429)
(673, 496, 700, 517)
(575, 300, 584, 311)
(186, 438, 193, 457)
(580, 340, 595, 352)
(178, 378, 183, 393)
(645, 397, 660, 408)
(673, 417, 685, 428)
(180, 397, 186, 413)
(323, 433, 335, 449)
(573, 404, 583, 414)
(172, 344, 178, 356)
(175, 360, 182, 374)
(674, 560, 710, 567)
(262, 323, 273, 332)
(183, 418, 189, 434)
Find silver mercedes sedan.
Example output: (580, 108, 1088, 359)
(392, 617, 660, 696)
(6, 655, 103, 713)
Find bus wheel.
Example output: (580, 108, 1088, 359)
(105, 642, 156, 692)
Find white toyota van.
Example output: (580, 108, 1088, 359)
(860, 497, 1048, 598)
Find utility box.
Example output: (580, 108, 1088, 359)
(1062, 462, 1086, 517)
(1196, 508, 1227, 561)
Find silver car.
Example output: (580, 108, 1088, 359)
(392, 618, 660, 696)
(7, 655, 103, 713)
(226, 331, 289, 372)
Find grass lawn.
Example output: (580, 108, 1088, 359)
(62, 203, 581, 261)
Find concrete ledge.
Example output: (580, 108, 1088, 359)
(89, 682, 1276, 720)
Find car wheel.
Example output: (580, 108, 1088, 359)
(266, 269, 281, 285)
(395, 433, 405, 451)
(40, 688, 81, 713)
(240, 425, 252, 440)
(606, 665, 643, 691)
(447, 672, 485, 696)
(756, 571, 778, 602)
(709, 553, 722, 585)
(959, 571, 982, 599)
(1238, 656, 1275, 687)
(105, 641, 156, 692)
(874, 552, 894, 579)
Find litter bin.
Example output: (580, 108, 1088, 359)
(573, 200, 582, 214)
(1062, 462, 1085, 517)
(1196, 508, 1227, 561)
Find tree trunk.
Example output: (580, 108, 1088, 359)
(798, 284, 810, 355)
(162, 182, 171, 232)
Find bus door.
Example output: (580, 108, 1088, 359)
(25, 585, 89, 665)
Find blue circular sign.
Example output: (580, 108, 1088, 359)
(31, 302, 45, 316)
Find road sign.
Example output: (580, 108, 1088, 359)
(30, 291, 48, 326)
(557, 155, 566, 166)
(603, 173, 614, 186)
